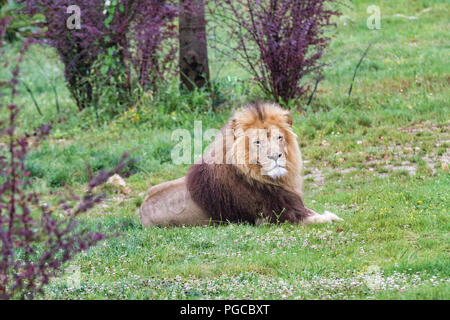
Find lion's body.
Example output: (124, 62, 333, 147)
(140, 103, 342, 227)
(140, 176, 211, 226)
(186, 163, 314, 224)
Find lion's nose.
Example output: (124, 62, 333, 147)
(268, 154, 282, 161)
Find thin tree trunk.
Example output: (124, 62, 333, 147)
(179, 0, 210, 91)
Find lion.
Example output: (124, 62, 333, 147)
(140, 102, 343, 227)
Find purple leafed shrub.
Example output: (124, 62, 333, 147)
(18, 0, 179, 112)
(214, 0, 340, 104)
(0, 18, 130, 299)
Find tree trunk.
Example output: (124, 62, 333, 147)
(179, 0, 210, 91)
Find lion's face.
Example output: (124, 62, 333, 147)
(226, 103, 302, 186)
(243, 125, 288, 179)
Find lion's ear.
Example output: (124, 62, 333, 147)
(229, 118, 239, 139)
(230, 118, 237, 131)
(285, 113, 293, 127)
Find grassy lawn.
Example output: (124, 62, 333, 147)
(1, 0, 448, 299)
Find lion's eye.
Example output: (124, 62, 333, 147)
(278, 136, 283, 141)
(255, 140, 261, 145)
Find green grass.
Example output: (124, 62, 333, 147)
(1, 0, 449, 299)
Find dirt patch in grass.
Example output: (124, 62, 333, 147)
(398, 121, 448, 134)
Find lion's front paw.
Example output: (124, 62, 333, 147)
(323, 211, 344, 222)
(304, 211, 343, 224)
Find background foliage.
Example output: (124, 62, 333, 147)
(18, 0, 180, 116)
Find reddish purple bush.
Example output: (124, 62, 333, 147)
(18, 0, 179, 112)
(215, 0, 340, 104)
(0, 111, 129, 299)
(0, 18, 129, 299)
